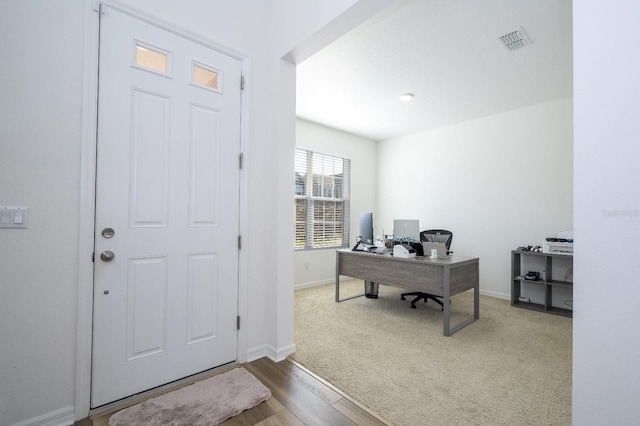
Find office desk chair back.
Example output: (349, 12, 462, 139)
(420, 229, 453, 251)
(400, 229, 453, 310)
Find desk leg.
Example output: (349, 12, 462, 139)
(335, 252, 341, 302)
(474, 264, 480, 320)
(335, 252, 366, 302)
(443, 267, 451, 336)
(443, 261, 480, 336)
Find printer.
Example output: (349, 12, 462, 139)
(393, 244, 416, 258)
(542, 231, 573, 255)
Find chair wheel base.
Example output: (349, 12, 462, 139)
(400, 291, 446, 311)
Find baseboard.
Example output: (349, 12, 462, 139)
(246, 343, 296, 363)
(10, 406, 75, 426)
(294, 279, 334, 290)
(295, 275, 363, 290)
(274, 343, 296, 361)
(479, 289, 510, 300)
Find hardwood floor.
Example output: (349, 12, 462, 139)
(82, 357, 391, 426)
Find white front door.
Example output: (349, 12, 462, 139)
(91, 5, 242, 408)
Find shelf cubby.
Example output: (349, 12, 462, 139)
(511, 250, 573, 318)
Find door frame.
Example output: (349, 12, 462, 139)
(75, 1, 250, 419)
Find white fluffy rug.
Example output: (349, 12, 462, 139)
(109, 367, 271, 426)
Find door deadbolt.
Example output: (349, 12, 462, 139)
(101, 227, 115, 238)
(100, 250, 115, 262)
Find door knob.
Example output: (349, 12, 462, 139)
(101, 227, 115, 238)
(100, 250, 115, 262)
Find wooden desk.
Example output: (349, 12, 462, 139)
(335, 249, 480, 336)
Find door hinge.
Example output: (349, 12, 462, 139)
(92, 252, 95, 263)
(239, 152, 244, 170)
(240, 75, 245, 90)
(237, 316, 241, 330)
(238, 235, 242, 250)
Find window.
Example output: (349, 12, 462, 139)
(295, 149, 350, 249)
(192, 62, 220, 90)
(135, 42, 169, 74)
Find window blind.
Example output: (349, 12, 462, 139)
(295, 149, 350, 249)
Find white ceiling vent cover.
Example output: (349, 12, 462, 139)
(499, 28, 532, 50)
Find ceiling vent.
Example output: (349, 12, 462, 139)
(499, 28, 531, 51)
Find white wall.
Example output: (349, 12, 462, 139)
(0, 1, 85, 424)
(376, 98, 573, 299)
(0, 0, 384, 424)
(267, 0, 388, 358)
(294, 119, 377, 287)
(573, 2, 640, 424)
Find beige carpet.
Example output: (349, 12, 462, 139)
(291, 280, 572, 426)
(108, 367, 271, 426)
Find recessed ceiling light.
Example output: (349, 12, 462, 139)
(399, 93, 415, 102)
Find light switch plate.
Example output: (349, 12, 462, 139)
(0, 206, 29, 229)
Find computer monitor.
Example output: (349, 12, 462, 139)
(393, 219, 420, 241)
(359, 212, 374, 245)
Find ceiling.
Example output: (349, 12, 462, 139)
(296, 0, 573, 141)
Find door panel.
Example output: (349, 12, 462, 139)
(186, 253, 218, 343)
(92, 5, 241, 408)
(129, 89, 170, 226)
(189, 104, 221, 226)
(126, 256, 168, 360)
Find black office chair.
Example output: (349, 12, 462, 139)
(400, 230, 453, 310)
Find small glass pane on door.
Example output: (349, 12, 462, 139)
(135, 44, 168, 74)
(193, 63, 219, 90)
